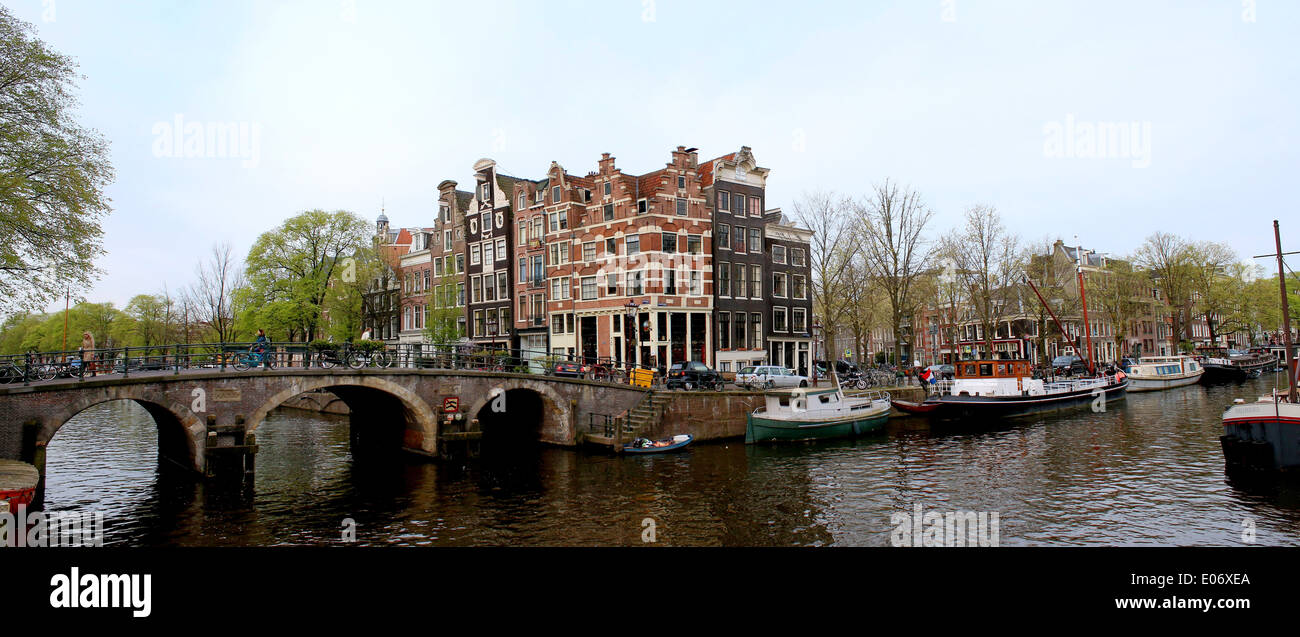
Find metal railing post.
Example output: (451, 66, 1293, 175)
(220, 342, 226, 372)
(77, 347, 85, 381)
(23, 352, 31, 386)
(122, 346, 130, 378)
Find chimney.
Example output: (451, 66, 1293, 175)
(598, 152, 616, 175)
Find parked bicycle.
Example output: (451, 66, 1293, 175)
(0, 359, 26, 383)
(346, 348, 391, 369)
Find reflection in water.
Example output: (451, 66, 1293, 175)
(41, 378, 1300, 546)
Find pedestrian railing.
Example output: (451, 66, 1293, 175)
(0, 341, 663, 387)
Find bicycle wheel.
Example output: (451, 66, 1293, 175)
(347, 352, 365, 369)
(233, 357, 250, 371)
(37, 364, 58, 381)
(373, 351, 391, 368)
(319, 352, 337, 369)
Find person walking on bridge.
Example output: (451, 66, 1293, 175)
(80, 332, 97, 377)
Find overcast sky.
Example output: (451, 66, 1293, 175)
(10, 0, 1298, 312)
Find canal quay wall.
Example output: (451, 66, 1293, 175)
(636, 385, 927, 443)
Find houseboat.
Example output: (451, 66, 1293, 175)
(1199, 346, 1274, 382)
(1126, 355, 1204, 392)
(746, 382, 891, 443)
(907, 358, 1129, 420)
(1221, 220, 1300, 472)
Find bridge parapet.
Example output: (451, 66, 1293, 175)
(0, 367, 650, 502)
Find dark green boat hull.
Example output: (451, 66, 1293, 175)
(746, 410, 889, 443)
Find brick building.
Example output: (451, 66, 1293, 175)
(702, 147, 769, 373)
(763, 211, 814, 376)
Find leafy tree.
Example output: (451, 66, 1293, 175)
(0, 7, 114, 315)
(1090, 257, 1152, 358)
(240, 209, 371, 341)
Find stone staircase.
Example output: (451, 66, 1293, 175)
(583, 390, 673, 450)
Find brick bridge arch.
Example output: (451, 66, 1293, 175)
(0, 369, 650, 499)
(38, 384, 207, 474)
(245, 374, 441, 456)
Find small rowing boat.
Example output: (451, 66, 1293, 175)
(623, 434, 693, 454)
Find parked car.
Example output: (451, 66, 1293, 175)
(665, 361, 725, 390)
(736, 365, 809, 390)
(925, 364, 955, 380)
(815, 359, 861, 378)
(1051, 355, 1088, 376)
(551, 360, 586, 378)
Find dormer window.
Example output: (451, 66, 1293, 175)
(481, 183, 491, 200)
(604, 182, 611, 197)
(552, 186, 561, 202)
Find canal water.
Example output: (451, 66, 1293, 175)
(42, 376, 1300, 546)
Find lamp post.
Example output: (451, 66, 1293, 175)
(812, 317, 823, 386)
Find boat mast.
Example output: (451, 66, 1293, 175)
(1024, 276, 1073, 364)
(1274, 220, 1297, 404)
(1077, 262, 1096, 375)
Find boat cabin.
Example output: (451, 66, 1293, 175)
(1133, 355, 1199, 376)
(954, 360, 1035, 380)
(947, 359, 1047, 398)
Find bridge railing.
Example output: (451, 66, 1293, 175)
(0, 341, 667, 388)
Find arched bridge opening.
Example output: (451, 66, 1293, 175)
(36, 397, 202, 510)
(475, 388, 546, 451)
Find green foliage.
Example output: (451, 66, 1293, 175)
(307, 339, 336, 352)
(0, 7, 115, 314)
(238, 209, 372, 342)
(354, 339, 385, 353)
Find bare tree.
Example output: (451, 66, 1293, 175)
(854, 179, 935, 366)
(1090, 256, 1153, 359)
(1019, 236, 1081, 363)
(1135, 232, 1194, 352)
(793, 190, 855, 363)
(944, 205, 1023, 358)
(186, 242, 243, 344)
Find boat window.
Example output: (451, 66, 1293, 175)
(995, 363, 1008, 376)
(979, 364, 993, 376)
(778, 396, 790, 407)
(819, 395, 831, 404)
(964, 364, 976, 376)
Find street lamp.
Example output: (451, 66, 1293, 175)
(812, 317, 823, 386)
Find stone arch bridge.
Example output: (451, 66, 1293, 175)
(0, 368, 648, 492)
